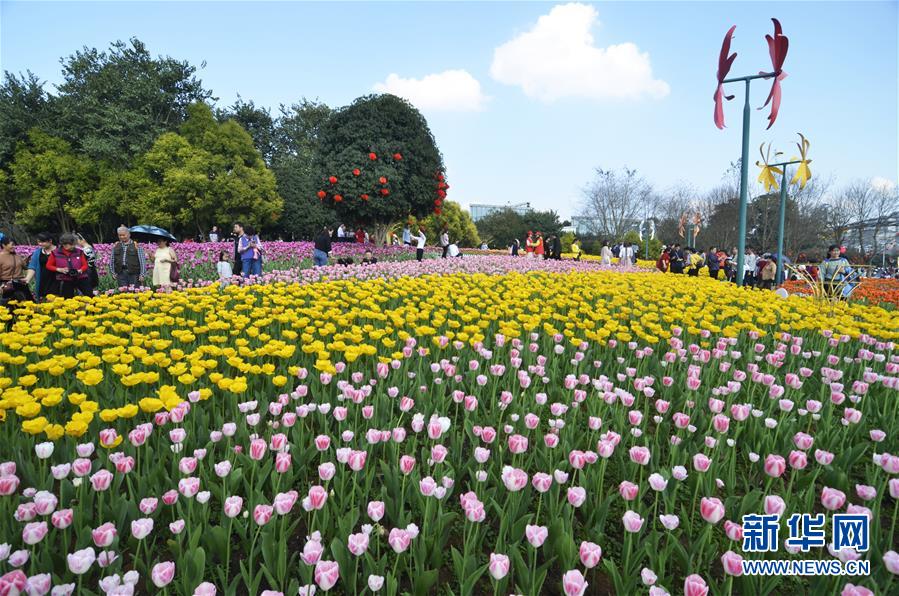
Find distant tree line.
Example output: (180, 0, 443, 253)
(0, 38, 477, 245)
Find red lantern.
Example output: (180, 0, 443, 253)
(334, 194, 343, 202)
(437, 173, 444, 181)
(393, 153, 402, 160)
(434, 207, 442, 215)
(380, 188, 389, 196)
(369, 152, 377, 161)
(379, 176, 388, 185)
(316, 190, 326, 199)
(329, 176, 338, 184)
(434, 198, 443, 206)
(437, 189, 446, 198)
(352, 168, 361, 176)
(437, 182, 447, 190)
(360, 193, 369, 200)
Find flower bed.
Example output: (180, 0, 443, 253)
(0, 271, 896, 595)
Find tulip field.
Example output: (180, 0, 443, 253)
(0, 259, 898, 595)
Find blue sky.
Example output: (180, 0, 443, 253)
(2, 1, 896, 219)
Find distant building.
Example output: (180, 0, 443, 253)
(469, 202, 531, 222)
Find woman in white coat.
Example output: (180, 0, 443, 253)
(600, 241, 613, 266)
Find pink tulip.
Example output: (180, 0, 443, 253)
(724, 520, 743, 541)
(347, 450, 367, 472)
(619, 481, 639, 501)
(399, 455, 416, 475)
(194, 581, 217, 595)
(92, 522, 117, 548)
(151, 561, 176, 588)
(131, 518, 154, 540)
(275, 452, 292, 473)
(72, 458, 92, 477)
(821, 487, 847, 511)
(525, 524, 548, 547)
(841, 584, 874, 596)
(274, 491, 299, 515)
(301, 538, 324, 565)
(304, 486, 327, 511)
(579, 541, 602, 568)
(170, 519, 186, 534)
(562, 569, 588, 596)
(22, 521, 48, 545)
(388, 528, 412, 553)
(855, 484, 877, 501)
(502, 467, 528, 492)
(508, 434, 528, 454)
(249, 438, 267, 460)
(721, 550, 743, 576)
(90, 470, 113, 492)
(488, 553, 510, 580)
(883, 550, 899, 575)
(67, 547, 96, 575)
(223, 496, 243, 518)
(314, 560, 340, 591)
(764, 454, 786, 478)
(532, 472, 553, 493)
(567, 486, 587, 507)
(162, 490, 179, 506)
(0, 571, 27, 594)
(33, 491, 57, 515)
(622, 510, 644, 533)
(700, 497, 725, 524)
(367, 501, 385, 521)
(684, 574, 709, 596)
(659, 514, 679, 530)
(692, 453, 711, 472)
(764, 495, 786, 517)
(51, 509, 74, 530)
(347, 532, 370, 556)
(253, 504, 274, 525)
(25, 573, 51, 595)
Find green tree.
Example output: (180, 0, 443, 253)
(476, 208, 564, 248)
(9, 129, 98, 233)
(217, 97, 276, 164)
(54, 38, 212, 166)
(120, 103, 282, 237)
(313, 94, 447, 243)
(417, 200, 480, 248)
(0, 71, 57, 169)
(271, 101, 335, 239)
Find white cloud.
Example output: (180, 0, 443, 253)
(490, 3, 669, 102)
(870, 176, 896, 192)
(373, 70, 488, 112)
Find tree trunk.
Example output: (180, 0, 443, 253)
(372, 222, 393, 246)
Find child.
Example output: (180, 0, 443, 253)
(217, 251, 233, 284)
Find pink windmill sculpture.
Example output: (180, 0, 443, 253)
(712, 18, 790, 286)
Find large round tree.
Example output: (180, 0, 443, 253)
(312, 94, 448, 243)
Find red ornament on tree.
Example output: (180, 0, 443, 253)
(379, 176, 388, 185)
(369, 152, 377, 161)
(437, 189, 446, 198)
(380, 188, 389, 196)
(434, 198, 442, 206)
(434, 207, 442, 215)
(360, 194, 370, 200)
(353, 168, 361, 176)
(317, 190, 326, 199)
(393, 153, 403, 160)
(329, 176, 338, 184)
(334, 194, 343, 202)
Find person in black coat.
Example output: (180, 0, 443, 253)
(552, 235, 562, 260)
(231, 222, 244, 276)
(669, 243, 685, 274)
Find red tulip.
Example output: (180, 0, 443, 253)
(328, 176, 337, 184)
(352, 168, 361, 176)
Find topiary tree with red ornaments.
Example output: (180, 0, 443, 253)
(312, 94, 448, 244)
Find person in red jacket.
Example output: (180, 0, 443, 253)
(534, 232, 545, 258)
(46, 233, 92, 298)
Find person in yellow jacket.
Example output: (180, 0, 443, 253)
(685, 248, 704, 276)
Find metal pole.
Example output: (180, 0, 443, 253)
(735, 80, 752, 286)
(776, 167, 788, 285)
